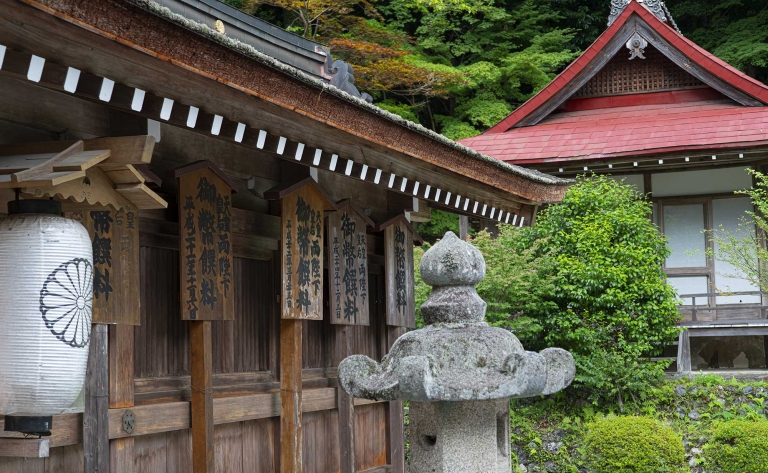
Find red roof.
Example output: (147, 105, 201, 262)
(482, 0, 768, 135)
(461, 95, 768, 165)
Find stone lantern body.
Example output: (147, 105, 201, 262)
(338, 231, 576, 473)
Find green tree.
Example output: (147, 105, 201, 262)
(528, 176, 681, 407)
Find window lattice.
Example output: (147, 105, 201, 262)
(573, 45, 703, 98)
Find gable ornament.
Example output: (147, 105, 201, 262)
(626, 31, 648, 60)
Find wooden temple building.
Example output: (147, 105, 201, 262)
(0, 0, 569, 472)
(461, 0, 768, 372)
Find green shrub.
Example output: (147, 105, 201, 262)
(529, 175, 681, 406)
(704, 420, 768, 473)
(584, 416, 686, 473)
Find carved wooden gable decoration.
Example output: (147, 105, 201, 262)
(327, 199, 375, 326)
(378, 214, 422, 328)
(266, 178, 336, 320)
(175, 161, 237, 321)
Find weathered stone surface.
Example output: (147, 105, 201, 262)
(338, 324, 575, 401)
(409, 399, 511, 473)
(420, 231, 485, 287)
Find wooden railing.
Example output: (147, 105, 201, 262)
(677, 291, 768, 324)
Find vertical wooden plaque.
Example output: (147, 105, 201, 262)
(383, 217, 416, 328)
(175, 163, 236, 321)
(68, 207, 140, 325)
(327, 202, 372, 325)
(281, 185, 326, 320)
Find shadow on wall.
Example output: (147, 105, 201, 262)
(692, 337, 767, 370)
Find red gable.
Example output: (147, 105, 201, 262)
(460, 0, 768, 166)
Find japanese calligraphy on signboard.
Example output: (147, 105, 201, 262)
(382, 217, 416, 328)
(175, 163, 236, 321)
(67, 207, 140, 325)
(265, 178, 335, 320)
(327, 201, 372, 326)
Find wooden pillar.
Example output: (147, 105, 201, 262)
(280, 318, 303, 473)
(459, 215, 469, 240)
(387, 326, 406, 473)
(84, 324, 109, 473)
(190, 321, 214, 473)
(109, 324, 135, 472)
(335, 325, 356, 473)
(677, 330, 691, 373)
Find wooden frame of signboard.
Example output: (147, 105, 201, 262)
(175, 160, 237, 473)
(377, 214, 422, 329)
(326, 199, 376, 326)
(265, 177, 335, 473)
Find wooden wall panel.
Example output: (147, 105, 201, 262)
(243, 418, 277, 473)
(136, 247, 189, 378)
(0, 457, 44, 472)
(354, 404, 388, 472)
(302, 318, 333, 369)
(166, 429, 192, 473)
(233, 258, 275, 373)
(214, 423, 243, 473)
(134, 433, 168, 473)
(47, 444, 84, 472)
(302, 409, 340, 473)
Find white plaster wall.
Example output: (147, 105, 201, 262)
(651, 167, 752, 197)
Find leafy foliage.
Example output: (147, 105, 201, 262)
(413, 178, 681, 404)
(583, 416, 687, 473)
(526, 176, 681, 406)
(704, 419, 768, 473)
(225, 0, 768, 137)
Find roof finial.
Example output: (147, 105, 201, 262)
(608, 0, 677, 30)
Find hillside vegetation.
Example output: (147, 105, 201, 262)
(223, 0, 767, 139)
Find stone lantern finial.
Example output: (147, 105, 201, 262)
(338, 231, 576, 472)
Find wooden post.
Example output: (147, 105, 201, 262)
(109, 324, 135, 473)
(84, 324, 109, 473)
(677, 330, 691, 373)
(335, 325, 356, 473)
(190, 320, 214, 473)
(459, 215, 469, 240)
(387, 326, 406, 473)
(280, 318, 303, 473)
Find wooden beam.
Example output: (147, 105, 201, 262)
(459, 216, 469, 240)
(387, 326, 406, 473)
(335, 326, 356, 473)
(84, 324, 109, 472)
(280, 318, 303, 473)
(0, 438, 49, 458)
(190, 321, 214, 473)
(677, 330, 691, 373)
(109, 324, 135, 473)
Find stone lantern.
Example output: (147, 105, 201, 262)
(338, 231, 576, 473)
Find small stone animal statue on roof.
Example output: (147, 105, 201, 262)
(338, 231, 576, 472)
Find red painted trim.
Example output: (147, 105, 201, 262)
(483, 1, 768, 135)
(500, 140, 768, 166)
(563, 88, 724, 112)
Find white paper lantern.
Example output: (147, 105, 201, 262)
(0, 211, 93, 416)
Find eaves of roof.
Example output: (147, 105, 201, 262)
(22, 0, 570, 203)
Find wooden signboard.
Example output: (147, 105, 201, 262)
(380, 215, 418, 328)
(327, 200, 374, 325)
(265, 178, 336, 320)
(175, 162, 237, 321)
(68, 207, 140, 325)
